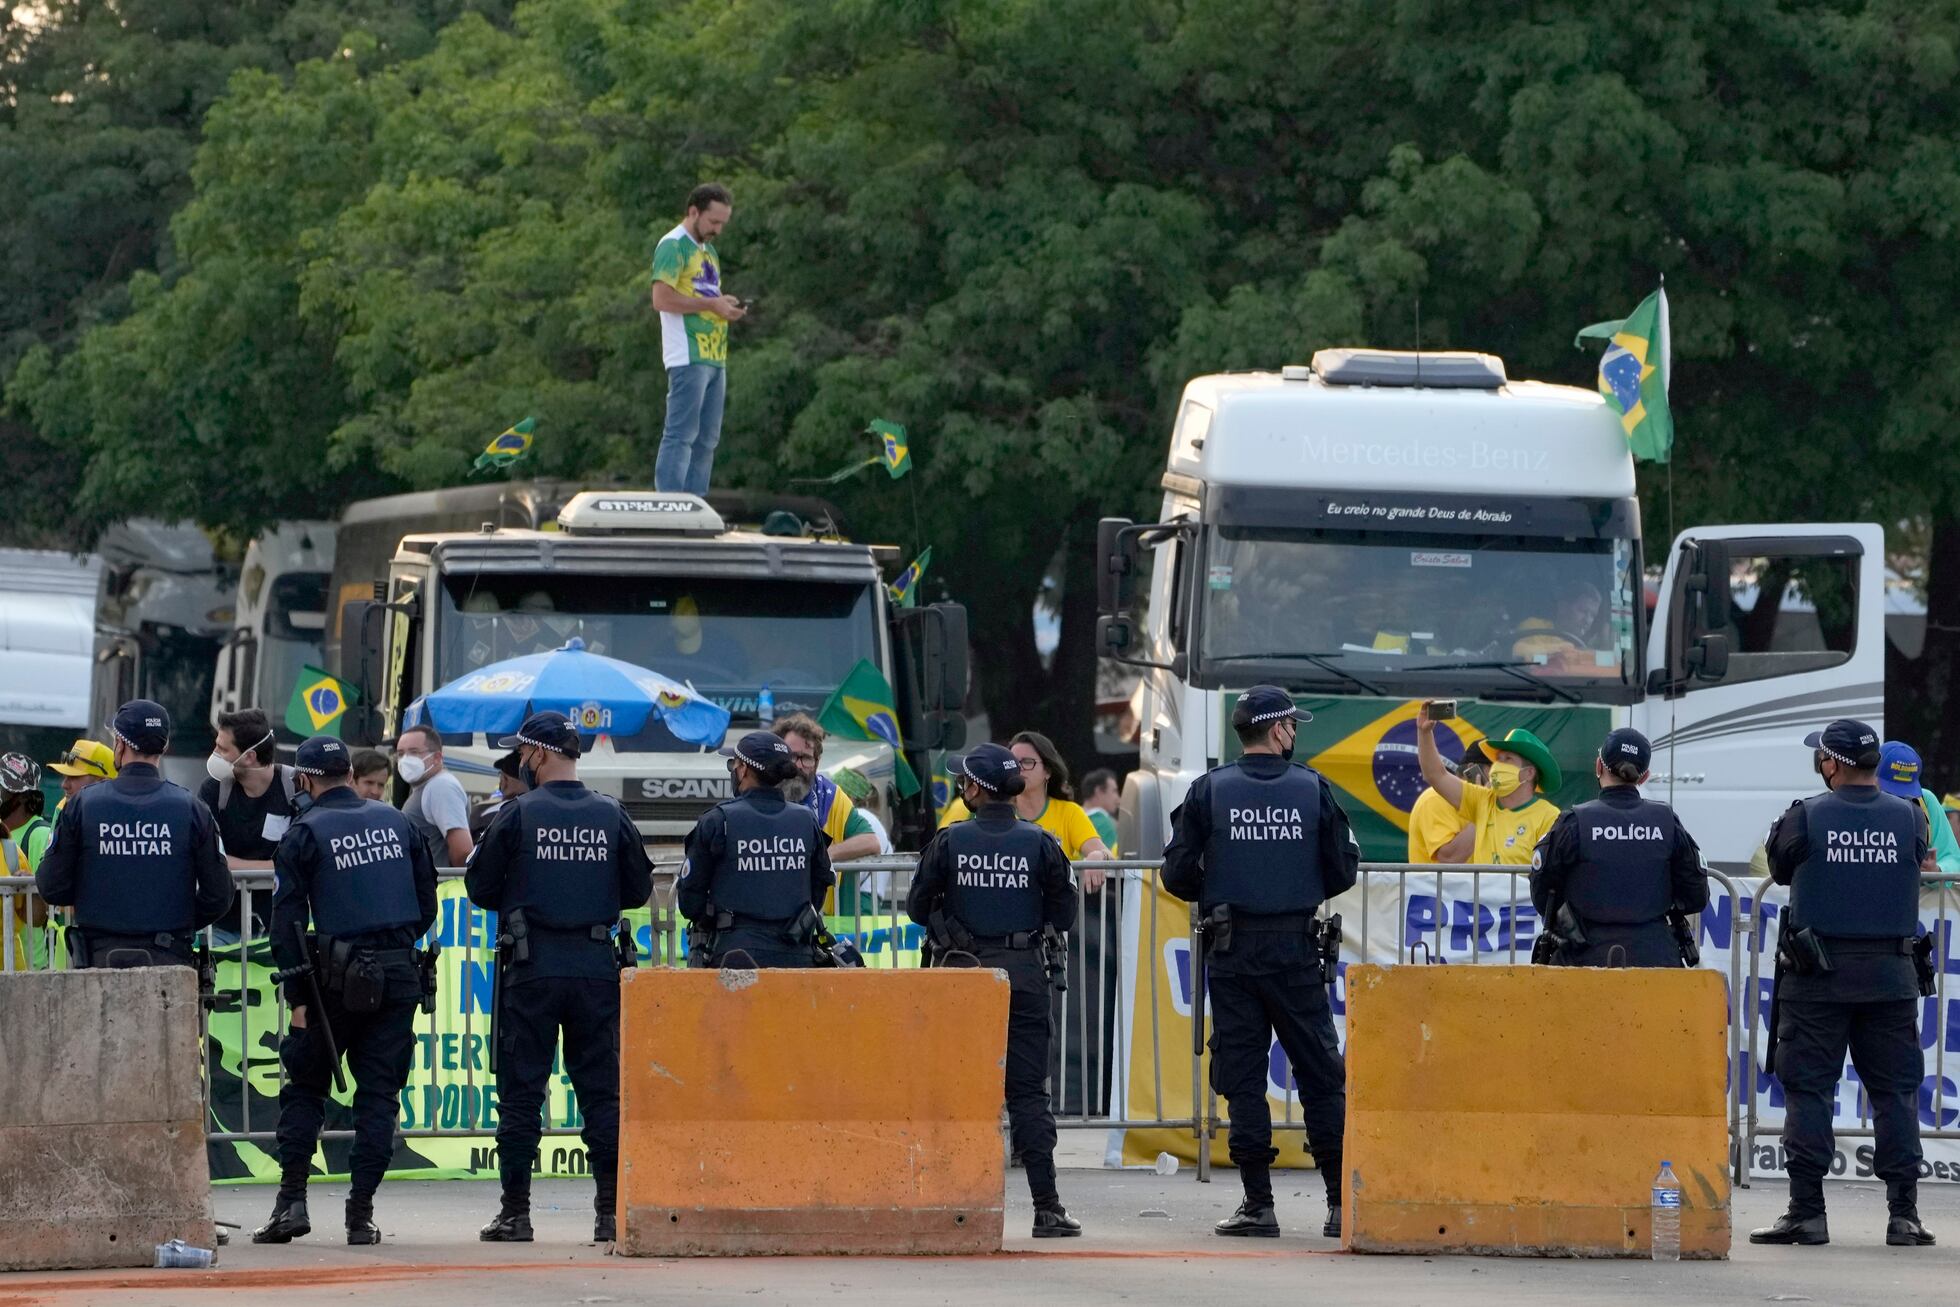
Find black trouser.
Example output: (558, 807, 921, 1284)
(1207, 965, 1345, 1205)
(1776, 997, 1923, 1217)
(495, 976, 622, 1215)
(76, 930, 193, 969)
(1554, 920, 1681, 968)
(1005, 969, 1060, 1207)
(275, 993, 418, 1208)
(692, 922, 811, 969)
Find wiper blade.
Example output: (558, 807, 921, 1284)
(1207, 652, 1388, 697)
(1410, 659, 1585, 704)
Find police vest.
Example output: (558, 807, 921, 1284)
(707, 791, 817, 922)
(1564, 796, 1674, 925)
(499, 783, 625, 929)
(1203, 761, 1323, 914)
(1791, 790, 1921, 938)
(72, 775, 199, 933)
(941, 814, 1049, 937)
(299, 797, 423, 939)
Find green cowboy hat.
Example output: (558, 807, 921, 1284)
(1476, 728, 1562, 794)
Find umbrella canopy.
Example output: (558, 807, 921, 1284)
(406, 638, 730, 747)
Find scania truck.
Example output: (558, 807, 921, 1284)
(1098, 348, 1884, 873)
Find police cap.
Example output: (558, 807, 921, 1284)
(496, 710, 581, 757)
(719, 730, 794, 782)
(1803, 719, 1881, 769)
(110, 699, 171, 755)
(1230, 685, 1313, 730)
(948, 742, 1026, 799)
(294, 735, 352, 777)
(1599, 727, 1652, 773)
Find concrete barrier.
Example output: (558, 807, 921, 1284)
(616, 967, 1011, 1256)
(0, 968, 214, 1270)
(1343, 963, 1730, 1258)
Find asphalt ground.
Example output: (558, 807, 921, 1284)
(5, 1170, 1958, 1307)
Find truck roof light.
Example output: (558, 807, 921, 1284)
(556, 491, 726, 536)
(1312, 348, 1507, 390)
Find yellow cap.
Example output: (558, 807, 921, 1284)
(49, 739, 117, 779)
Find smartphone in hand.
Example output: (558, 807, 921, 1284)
(1421, 699, 1458, 722)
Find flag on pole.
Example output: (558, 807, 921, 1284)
(473, 417, 536, 472)
(888, 547, 932, 608)
(286, 666, 357, 737)
(1574, 289, 1673, 463)
(818, 659, 921, 797)
(870, 419, 911, 479)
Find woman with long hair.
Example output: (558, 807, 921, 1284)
(940, 729, 1111, 893)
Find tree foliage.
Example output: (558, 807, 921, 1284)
(13, 0, 1960, 770)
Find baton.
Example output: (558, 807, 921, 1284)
(270, 922, 345, 1094)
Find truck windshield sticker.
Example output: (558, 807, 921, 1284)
(1208, 564, 1233, 590)
(1410, 551, 1472, 568)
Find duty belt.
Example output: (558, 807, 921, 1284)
(714, 911, 796, 933)
(968, 930, 1040, 949)
(1821, 936, 1916, 956)
(1232, 912, 1317, 933)
(526, 921, 614, 944)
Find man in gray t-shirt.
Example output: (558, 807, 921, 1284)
(394, 725, 475, 868)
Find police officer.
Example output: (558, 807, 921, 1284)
(35, 699, 234, 966)
(677, 731, 833, 968)
(907, 743, 1082, 1238)
(1529, 727, 1709, 967)
(1751, 719, 1934, 1249)
(467, 712, 653, 1245)
(1163, 685, 1358, 1240)
(254, 735, 436, 1247)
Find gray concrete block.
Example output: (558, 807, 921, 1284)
(0, 968, 205, 1126)
(0, 969, 213, 1270)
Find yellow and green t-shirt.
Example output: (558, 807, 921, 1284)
(1406, 787, 1465, 864)
(936, 796, 1105, 860)
(651, 225, 727, 367)
(1455, 782, 1560, 866)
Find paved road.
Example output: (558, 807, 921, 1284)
(6, 1173, 1955, 1306)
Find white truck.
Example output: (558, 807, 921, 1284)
(1097, 348, 1885, 873)
(336, 489, 966, 850)
(0, 549, 103, 768)
(210, 522, 336, 749)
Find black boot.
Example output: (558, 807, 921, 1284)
(594, 1213, 617, 1243)
(1032, 1204, 1082, 1238)
(1749, 1211, 1829, 1246)
(1215, 1200, 1280, 1238)
(1887, 1215, 1936, 1246)
(1322, 1204, 1341, 1239)
(346, 1198, 381, 1246)
(480, 1211, 534, 1242)
(251, 1196, 311, 1244)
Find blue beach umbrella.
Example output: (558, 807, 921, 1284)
(405, 638, 730, 746)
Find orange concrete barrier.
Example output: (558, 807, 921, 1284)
(616, 966, 1011, 1256)
(1343, 963, 1731, 1258)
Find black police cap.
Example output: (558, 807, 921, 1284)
(1599, 727, 1652, 773)
(110, 699, 171, 755)
(1230, 685, 1313, 730)
(1803, 718, 1881, 769)
(719, 730, 794, 780)
(496, 710, 581, 757)
(948, 743, 1026, 798)
(294, 735, 352, 777)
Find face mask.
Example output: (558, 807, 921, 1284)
(397, 754, 427, 785)
(1488, 763, 1526, 797)
(1278, 726, 1297, 763)
(205, 752, 236, 784)
(518, 751, 539, 791)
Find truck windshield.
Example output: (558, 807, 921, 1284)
(1198, 526, 1642, 700)
(262, 573, 328, 736)
(437, 573, 880, 720)
(143, 630, 221, 754)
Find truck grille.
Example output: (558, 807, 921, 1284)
(621, 796, 723, 824)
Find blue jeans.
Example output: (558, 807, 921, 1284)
(655, 363, 726, 496)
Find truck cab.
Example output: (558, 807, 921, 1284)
(1098, 350, 1885, 871)
(211, 522, 335, 749)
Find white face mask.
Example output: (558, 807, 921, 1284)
(396, 754, 428, 785)
(205, 752, 236, 784)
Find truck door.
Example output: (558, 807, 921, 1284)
(1633, 523, 1885, 872)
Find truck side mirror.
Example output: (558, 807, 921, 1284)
(342, 600, 383, 745)
(1689, 632, 1730, 682)
(891, 602, 970, 749)
(1097, 517, 1139, 615)
(1098, 615, 1135, 657)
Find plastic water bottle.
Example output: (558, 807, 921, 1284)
(1650, 1161, 1681, 1261)
(154, 1238, 215, 1268)
(757, 685, 775, 727)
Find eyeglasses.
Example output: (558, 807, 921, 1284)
(1013, 757, 1040, 771)
(59, 751, 109, 776)
(788, 751, 817, 765)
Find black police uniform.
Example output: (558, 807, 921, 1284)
(1762, 781, 1927, 1234)
(264, 779, 436, 1241)
(907, 795, 1078, 1218)
(1530, 787, 1708, 967)
(466, 772, 652, 1238)
(678, 787, 833, 968)
(1163, 746, 1360, 1230)
(35, 763, 234, 966)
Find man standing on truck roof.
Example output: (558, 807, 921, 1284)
(1415, 709, 1562, 866)
(651, 182, 746, 497)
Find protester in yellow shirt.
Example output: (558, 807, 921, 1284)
(938, 731, 1112, 892)
(1406, 759, 1489, 863)
(1415, 710, 1562, 866)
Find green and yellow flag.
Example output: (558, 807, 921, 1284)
(286, 666, 357, 738)
(1575, 289, 1673, 463)
(473, 417, 536, 472)
(818, 659, 920, 797)
(888, 546, 931, 608)
(870, 419, 911, 479)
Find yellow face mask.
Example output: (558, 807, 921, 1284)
(1488, 762, 1526, 798)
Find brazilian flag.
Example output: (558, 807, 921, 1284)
(817, 659, 921, 797)
(870, 419, 911, 479)
(1575, 289, 1673, 463)
(286, 666, 357, 738)
(473, 417, 536, 472)
(888, 546, 931, 608)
